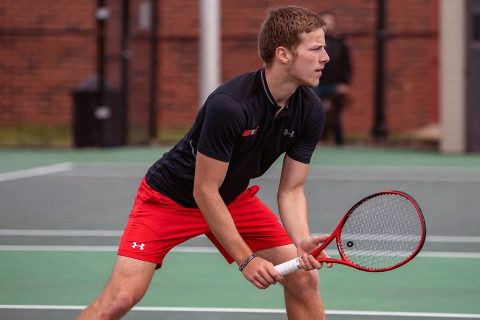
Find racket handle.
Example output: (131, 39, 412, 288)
(274, 257, 301, 276)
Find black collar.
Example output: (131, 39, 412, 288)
(260, 69, 282, 112)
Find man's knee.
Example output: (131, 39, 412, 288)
(284, 270, 319, 295)
(98, 287, 145, 319)
(106, 257, 155, 310)
(111, 289, 143, 313)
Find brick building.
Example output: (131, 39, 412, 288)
(0, 0, 439, 145)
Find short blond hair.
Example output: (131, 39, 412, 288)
(258, 6, 326, 64)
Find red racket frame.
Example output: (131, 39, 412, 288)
(309, 190, 426, 272)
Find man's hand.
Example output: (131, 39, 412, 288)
(240, 256, 284, 289)
(297, 234, 333, 271)
(335, 83, 350, 95)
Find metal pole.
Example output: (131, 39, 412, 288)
(199, 0, 221, 106)
(96, 0, 106, 105)
(120, 0, 130, 145)
(96, 0, 108, 146)
(149, 0, 159, 141)
(372, 0, 389, 138)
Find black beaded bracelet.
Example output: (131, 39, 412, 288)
(238, 253, 257, 272)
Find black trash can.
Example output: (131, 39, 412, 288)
(72, 77, 126, 147)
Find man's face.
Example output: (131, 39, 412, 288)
(288, 28, 330, 88)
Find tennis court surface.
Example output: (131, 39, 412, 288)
(1, 146, 480, 319)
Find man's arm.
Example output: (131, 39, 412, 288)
(277, 155, 327, 270)
(277, 155, 310, 245)
(193, 151, 282, 288)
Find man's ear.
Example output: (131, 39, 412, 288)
(275, 46, 291, 64)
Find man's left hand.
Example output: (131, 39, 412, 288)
(297, 235, 333, 271)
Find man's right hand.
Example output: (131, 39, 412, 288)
(240, 256, 284, 289)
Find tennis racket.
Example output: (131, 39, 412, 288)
(274, 190, 426, 275)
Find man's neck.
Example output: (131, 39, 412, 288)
(264, 66, 298, 108)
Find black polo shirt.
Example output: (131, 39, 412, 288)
(146, 69, 325, 208)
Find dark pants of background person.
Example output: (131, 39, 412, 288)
(316, 84, 347, 146)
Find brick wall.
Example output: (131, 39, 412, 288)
(219, 0, 439, 135)
(0, 0, 438, 142)
(157, 1, 200, 129)
(0, 1, 95, 126)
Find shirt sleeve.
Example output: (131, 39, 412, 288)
(197, 93, 247, 162)
(286, 102, 325, 164)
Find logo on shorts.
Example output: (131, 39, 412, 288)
(132, 242, 145, 250)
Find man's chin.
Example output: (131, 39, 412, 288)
(305, 80, 320, 88)
(296, 75, 320, 87)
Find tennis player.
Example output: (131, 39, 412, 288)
(77, 5, 331, 320)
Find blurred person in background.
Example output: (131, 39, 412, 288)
(315, 11, 352, 146)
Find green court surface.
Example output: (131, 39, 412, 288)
(1, 145, 480, 319)
(2, 145, 480, 172)
(0, 250, 479, 314)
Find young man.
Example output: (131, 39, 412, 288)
(77, 5, 331, 320)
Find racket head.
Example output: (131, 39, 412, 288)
(334, 190, 426, 272)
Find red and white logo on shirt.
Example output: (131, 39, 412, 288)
(242, 126, 259, 137)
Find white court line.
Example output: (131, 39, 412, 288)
(0, 245, 479, 258)
(0, 305, 479, 318)
(0, 245, 217, 253)
(2, 230, 480, 244)
(0, 163, 74, 182)
(36, 162, 480, 182)
(427, 236, 480, 243)
(55, 170, 480, 182)
(259, 167, 480, 182)
(418, 251, 480, 258)
(0, 229, 123, 237)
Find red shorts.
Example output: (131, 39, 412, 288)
(117, 178, 292, 267)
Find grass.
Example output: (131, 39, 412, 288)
(0, 124, 72, 148)
(0, 124, 190, 148)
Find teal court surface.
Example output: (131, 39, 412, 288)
(1, 146, 480, 319)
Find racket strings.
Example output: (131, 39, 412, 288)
(353, 196, 420, 268)
(358, 197, 421, 267)
(339, 194, 423, 270)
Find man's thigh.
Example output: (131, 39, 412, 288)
(118, 178, 209, 267)
(255, 243, 298, 265)
(105, 256, 157, 296)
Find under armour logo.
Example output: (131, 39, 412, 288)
(282, 129, 295, 138)
(132, 242, 145, 250)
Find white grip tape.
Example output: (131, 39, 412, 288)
(274, 257, 301, 276)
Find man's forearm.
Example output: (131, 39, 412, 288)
(194, 188, 252, 264)
(277, 189, 310, 246)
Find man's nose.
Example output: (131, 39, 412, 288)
(320, 51, 330, 63)
(322, 51, 330, 64)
